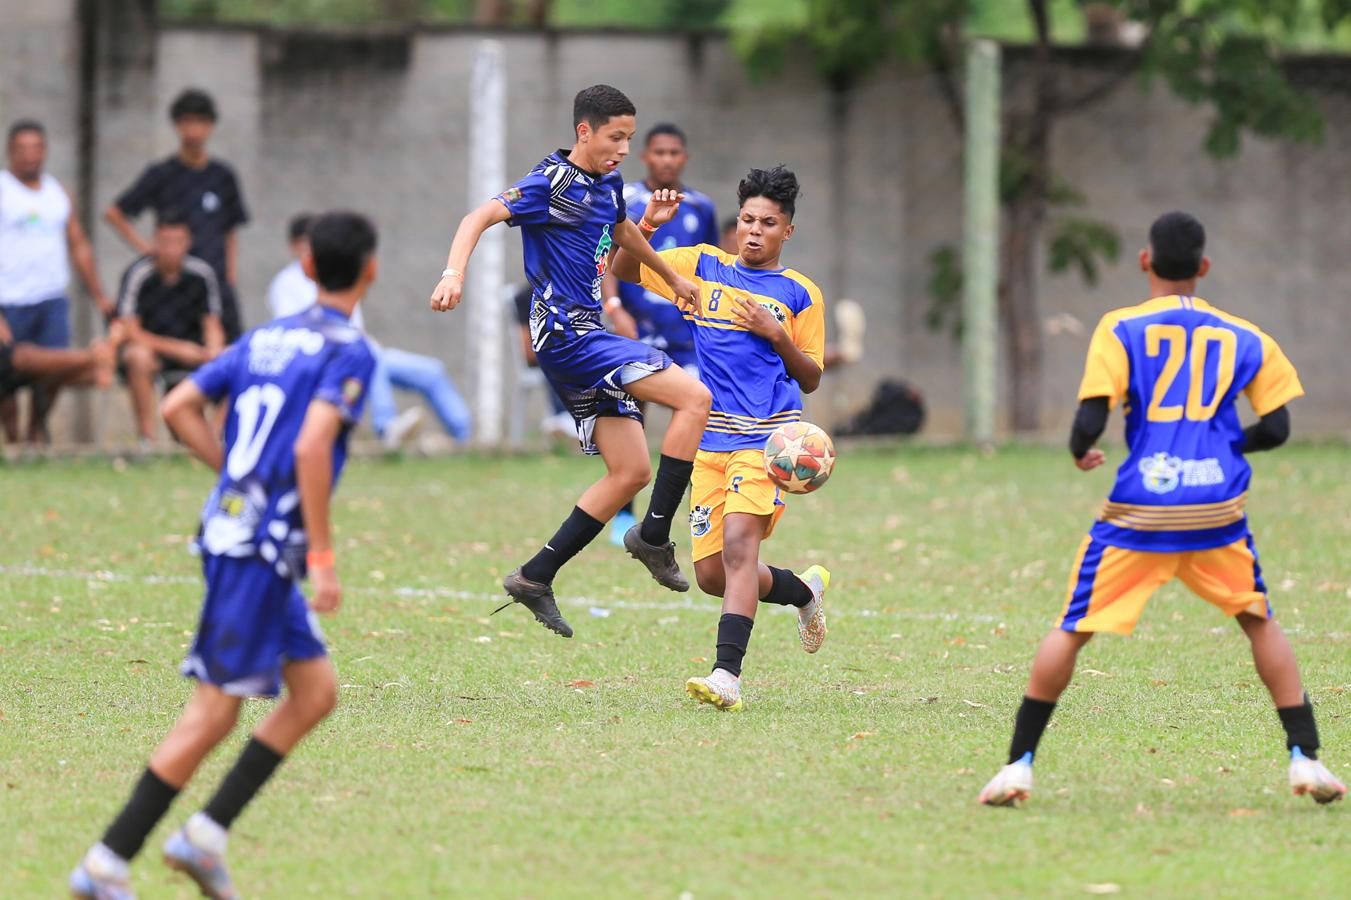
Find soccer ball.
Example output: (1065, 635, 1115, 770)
(763, 422, 836, 494)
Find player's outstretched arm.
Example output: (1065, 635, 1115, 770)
(614, 218, 700, 314)
(162, 380, 224, 473)
(429, 199, 513, 313)
(612, 189, 683, 286)
(295, 400, 345, 613)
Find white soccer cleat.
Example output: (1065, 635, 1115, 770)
(979, 753, 1034, 807)
(685, 668, 743, 711)
(380, 406, 424, 452)
(797, 565, 830, 654)
(1289, 748, 1346, 804)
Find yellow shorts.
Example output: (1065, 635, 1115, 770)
(1057, 534, 1270, 634)
(689, 449, 786, 563)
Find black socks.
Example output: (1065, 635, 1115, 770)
(102, 768, 180, 860)
(640, 454, 693, 546)
(762, 566, 813, 607)
(714, 613, 755, 678)
(202, 736, 286, 830)
(1008, 696, 1057, 764)
(1277, 695, 1320, 759)
(521, 506, 605, 585)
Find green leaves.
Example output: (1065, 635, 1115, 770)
(1046, 216, 1120, 286)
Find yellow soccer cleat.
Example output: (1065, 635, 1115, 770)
(797, 565, 830, 654)
(685, 669, 743, 712)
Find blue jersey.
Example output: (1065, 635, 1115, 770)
(639, 245, 826, 452)
(618, 182, 718, 362)
(191, 304, 377, 577)
(496, 151, 626, 350)
(1080, 295, 1303, 552)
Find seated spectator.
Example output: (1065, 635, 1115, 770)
(1, 311, 117, 433)
(268, 213, 471, 450)
(117, 216, 224, 443)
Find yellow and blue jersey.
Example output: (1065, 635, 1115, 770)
(1080, 295, 1302, 552)
(639, 244, 825, 452)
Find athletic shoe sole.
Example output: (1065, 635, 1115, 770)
(499, 569, 573, 638)
(685, 677, 743, 712)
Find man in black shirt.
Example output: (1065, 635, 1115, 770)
(117, 217, 224, 442)
(105, 89, 248, 341)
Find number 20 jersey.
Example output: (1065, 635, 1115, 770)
(190, 304, 377, 572)
(1078, 294, 1303, 552)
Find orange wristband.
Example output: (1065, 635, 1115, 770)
(638, 218, 657, 234)
(306, 548, 336, 569)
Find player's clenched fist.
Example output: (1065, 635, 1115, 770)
(1074, 448, 1106, 472)
(430, 272, 464, 312)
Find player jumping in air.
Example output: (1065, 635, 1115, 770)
(71, 212, 381, 898)
(429, 84, 711, 639)
(612, 166, 829, 711)
(979, 211, 1345, 807)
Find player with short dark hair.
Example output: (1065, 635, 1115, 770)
(429, 84, 712, 639)
(599, 120, 719, 545)
(105, 88, 249, 342)
(71, 211, 380, 898)
(612, 165, 830, 711)
(978, 211, 1344, 807)
(116, 215, 225, 442)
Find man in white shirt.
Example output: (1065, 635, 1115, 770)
(0, 119, 114, 444)
(268, 214, 471, 448)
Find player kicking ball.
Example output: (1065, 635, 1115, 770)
(430, 84, 711, 639)
(71, 212, 381, 898)
(612, 166, 829, 711)
(980, 211, 1344, 807)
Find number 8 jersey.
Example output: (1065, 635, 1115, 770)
(1079, 294, 1303, 552)
(190, 304, 377, 575)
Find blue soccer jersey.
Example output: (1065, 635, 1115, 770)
(639, 244, 826, 452)
(1080, 295, 1303, 552)
(496, 151, 627, 350)
(191, 304, 377, 576)
(617, 182, 718, 366)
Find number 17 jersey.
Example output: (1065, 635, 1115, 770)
(1079, 294, 1302, 552)
(190, 304, 377, 574)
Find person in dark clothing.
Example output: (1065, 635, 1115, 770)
(104, 89, 248, 341)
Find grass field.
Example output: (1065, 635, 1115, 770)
(1, 444, 1347, 898)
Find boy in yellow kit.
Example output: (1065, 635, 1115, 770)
(612, 166, 829, 711)
(979, 211, 1344, 807)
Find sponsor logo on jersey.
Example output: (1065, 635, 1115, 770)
(501, 187, 523, 203)
(248, 326, 326, 376)
(760, 302, 789, 324)
(1138, 452, 1225, 494)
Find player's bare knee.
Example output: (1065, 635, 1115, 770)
(721, 536, 756, 574)
(695, 565, 726, 597)
(686, 381, 713, 418)
(612, 459, 651, 494)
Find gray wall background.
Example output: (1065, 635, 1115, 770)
(4, 3, 1349, 443)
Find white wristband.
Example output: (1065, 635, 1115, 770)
(442, 267, 464, 280)
(604, 296, 623, 311)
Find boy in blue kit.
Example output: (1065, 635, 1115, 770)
(71, 212, 380, 899)
(430, 84, 712, 639)
(601, 121, 719, 545)
(978, 212, 1344, 807)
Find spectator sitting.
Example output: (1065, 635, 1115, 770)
(268, 213, 471, 450)
(117, 215, 224, 444)
(1, 310, 118, 441)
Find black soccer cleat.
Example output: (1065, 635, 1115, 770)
(497, 568, 573, 638)
(622, 524, 690, 592)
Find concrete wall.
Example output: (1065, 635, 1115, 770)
(7, 13, 1351, 443)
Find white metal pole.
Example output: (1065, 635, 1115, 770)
(468, 40, 506, 446)
(963, 39, 1000, 446)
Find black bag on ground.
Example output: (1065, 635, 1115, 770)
(837, 379, 926, 436)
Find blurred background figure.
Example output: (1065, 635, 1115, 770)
(511, 282, 575, 447)
(0, 119, 114, 445)
(105, 89, 249, 343)
(268, 213, 471, 450)
(115, 215, 224, 445)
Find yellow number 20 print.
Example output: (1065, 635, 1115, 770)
(1144, 323, 1237, 423)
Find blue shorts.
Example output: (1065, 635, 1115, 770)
(180, 553, 327, 698)
(537, 329, 672, 454)
(0, 296, 71, 348)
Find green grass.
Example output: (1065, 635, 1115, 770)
(1, 444, 1347, 898)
